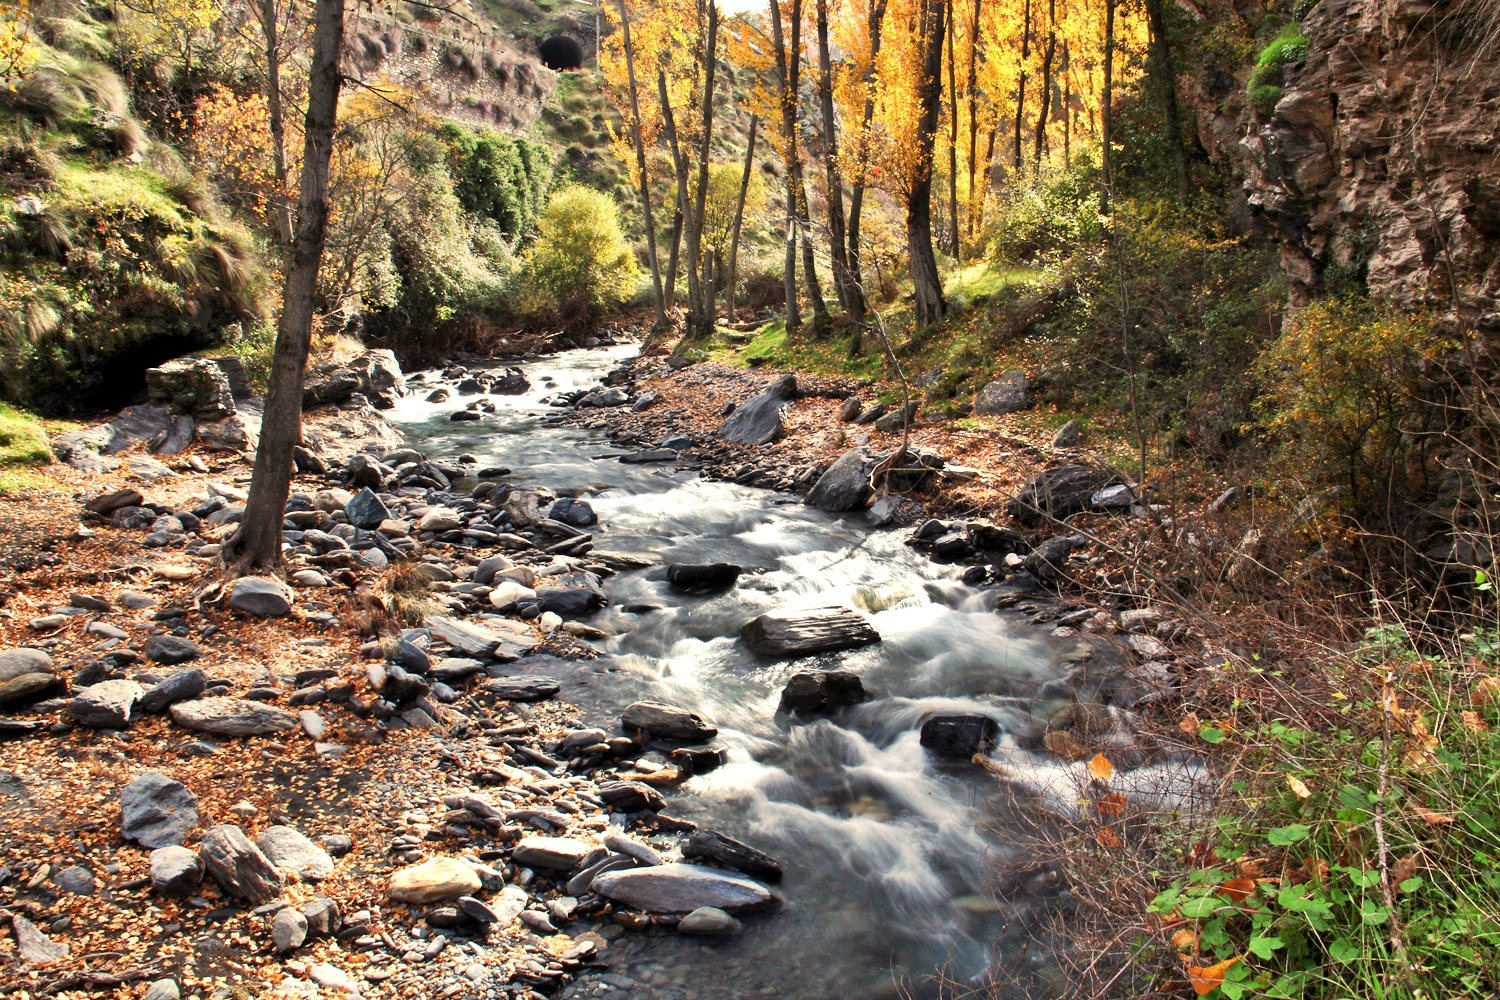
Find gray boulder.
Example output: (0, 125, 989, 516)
(229, 577, 293, 617)
(590, 863, 773, 913)
(974, 372, 1032, 416)
(199, 824, 284, 902)
(138, 668, 206, 714)
(534, 570, 606, 618)
(805, 448, 877, 511)
(740, 606, 881, 657)
(10, 914, 68, 964)
(0, 647, 56, 705)
(716, 374, 796, 446)
(170, 698, 299, 737)
(1007, 465, 1123, 526)
(145, 358, 235, 420)
(777, 670, 868, 715)
(1051, 419, 1081, 448)
(143, 635, 202, 665)
(149, 845, 203, 896)
(257, 825, 334, 882)
(121, 771, 199, 847)
(67, 679, 144, 728)
(620, 701, 717, 742)
(271, 907, 308, 952)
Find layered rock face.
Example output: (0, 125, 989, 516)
(1239, 0, 1500, 329)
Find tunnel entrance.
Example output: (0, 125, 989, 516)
(538, 34, 585, 71)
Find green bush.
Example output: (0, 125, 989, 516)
(1248, 25, 1310, 118)
(986, 155, 1107, 265)
(518, 185, 640, 324)
(437, 122, 552, 243)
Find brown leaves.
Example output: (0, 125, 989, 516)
(1095, 792, 1129, 816)
(1459, 710, 1489, 733)
(1043, 729, 1085, 760)
(1095, 825, 1122, 848)
(1286, 774, 1311, 799)
(1186, 956, 1241, 996)
(1470, 676, 1500, 709)
(1219, 878, 1257, 903)
(1170, 927, 1199, 953)
(1412, 804, 1456, 826)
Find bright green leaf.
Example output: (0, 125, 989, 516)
(1247, 935, 1285, 959)
(1267, 824, 1311, 845)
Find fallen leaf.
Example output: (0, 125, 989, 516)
(1235, 858, 1266, 880)
(1286, 774, 1312, 799)
(1088, 753, 1114, 781)
(1170, 927, 1199, 953)
(1471, 676, 1500, 709)
(1220, 878, 1257, 903)
(1392, 853, 1418, 887)
(1460, 709, 1490, 732)
(1178, 712, 1201, 734)
(1412, 805, 1455, 826)
(1095, 825, 1122, 848)
(1096, 792, 1128, 816)
(1044, 729, 1085, 760)
(1186, 956, 1242, 996)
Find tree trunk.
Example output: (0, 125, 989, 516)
(1143, 0, 1188, 204)
(684, 0, 719, 340)
(1034, 0, 1055, 169)
(1013, 0, 1030, 172)
(1101, 0, 1115, 214)
(769, 0, 802, 331)
(965, 0, 982, 246)
(664, 208, 683, 308)
(797, 176, 827, 320)
(616, 0, 666, 326)
(725, 114, 758, 322)
(658, 71, 700, 325)
(908, 0, 947, 326)
(223, 0, 344, 574)
(815, 0, 864, 322)
(254, 0, 294, 251)
(846, 0, 888, 337)
(945, 1, 959, 258)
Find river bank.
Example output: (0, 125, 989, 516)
(1, 343, 1222, 1000)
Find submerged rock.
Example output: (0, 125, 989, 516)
(919, 715, 999, 758)
(740, 606, 881, 657)
(590, 863, 773, 913)
(777, 670, 868, 715)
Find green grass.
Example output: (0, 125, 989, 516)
(944, 261, 1044, 304)
(0, 403, 55, 495)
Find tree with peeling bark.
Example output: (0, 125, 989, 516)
(221, 0, 344, 574)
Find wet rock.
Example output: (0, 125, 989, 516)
(804, 447, 878, 511)
(534, 570, 606, 617)
(0, 647, 56, 705)
(169, 698, 299, 737)
(682, 830, 784, 881)
(121, 771, 199, 847)
(974, 372, 1032, 416)
(591, 863, 773, 913)
(483, 676, 559, 702)
(621, 701, 717, 742)
(670, 746, 728, 776)
(258, 826, 334, 882)
(388, 857, 482, 904)
(11, 914, 68, 964)
(199, 824, 284, 902)
(271, 907, 308, 952)
(150, 845, 204, 896)
(138, 668, 206, 714)
(776, 670, 868, 715)
(1051, 419, 1081, 448)
(491, 370, 531, 395)
(919, 715, 999, 758)
(678, 906, 741, 935)
(666, 562, 741, 593)
(549, 498, 597, 527)
(620, 448, 678, 463)
(67, 679, 144, 728)
(1007, 465, 1123, 526)
(597, 780, 665, 813)
(512, 836, 591, 870)
(144, 635, 202, 665)
(229, 577, 294, 617)
(427, 615, 536, 661)
(345, 488, 391, 529)
(716, 374, 796, 446)
(740, 606, 881, 657)
(1023, 536, 1078, 582)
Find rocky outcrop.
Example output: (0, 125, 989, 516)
(304, 350, 406, 409)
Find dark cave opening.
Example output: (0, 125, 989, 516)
(538, 35, 585, 71)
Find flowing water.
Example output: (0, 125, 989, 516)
(387, 347, 1119, 1000)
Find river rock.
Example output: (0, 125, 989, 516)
(53, 864, 95, 895)
(678, 906, 741, 935)
(874, 402, 919, 433)
(229, 577, 293, 617)
(487, 581, 537, 611)
(512, 836, 592, 870)
(427, 615, 536, 661)
(389, 857, 483, 903)
(142, 981, 180, 1000)
(602, 831, 664, 867)
(10, 914, 68, 964)
(621, 701, 717, 742)
(271, 907, 308, 952)
(345, 488, 391, 529)
(534, 570, 606, 617)
(170, 698, 299, 736)
(805, 447, 878, 511)
(591, 863, 772, 913)
(86, 488, 145, 515)
(483, 676, 559, 702)
(1052, 419, 1081, 447)
(121, 771, 199, 847)
(666, 562, 741, 593)
(138, 668, 206, 714)
(419, 507, 462, 532)
(549, 498, 597, 527)
(0, 647, 56, 705)
(740, 606, 881, 657)
(974, 372, 1032, 416)
(777, 670, 868, 715)
(492, 370, 531, 395)
(149, 845, 203, 896)
(200, 824, 284, 902)
(716, 374, 796, 446)
(837, 395, 862, 422)
(597, 780, 665, 813)
(144, 635, 202, 665)
(145, 358, 235, 420)
(682, 830, 784, 881)
(919, 715, 999, 757)
(67, 679, 144, 728)
(258, 826, 334, 882)
(302, 896, 342, 937)
(1007, 465, 1123, 526)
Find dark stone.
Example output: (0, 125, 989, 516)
(776, 670, 868, 715)
(1022, 536, 1077, 582)
(120, 771, 199, 848)
(144, 635, 202, 665)
(716, 375, 797, 446)
(549, 498, 597, 527)
(534, 570, 606, 618)
(597, 780, 665, 813)
(681, 830, 783, 882)
(86, 488, 144, 515)
(837, 396, 862, 422)
(919, 715, 999, 758)
(483, 677, 560, 701)
(619, 449, 678, 464)
(381, 665, 429, 703)
(973, 372, 1032, 416)
(345, 488, 391, 529)
(1007, 465, 1123, 526)
(666, 563, 741, 594)
(740, 606, 881, 657)
(199, 824, 283, 902)
(669, 747, 728, 776)
(138, 668, 206, 714)
(491, 370, 531, 395)
(804, 448, 878, 512)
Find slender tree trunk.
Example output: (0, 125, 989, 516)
(945, 2, 959, 258)
(255, 0, 294, 251)
(1034, 0, 1055, 169)
(978, 124, 998, 225)
(769, 0, 802, 330)
(224, 0, 343, 574)
(664, 209, 683, 308)
(1143, 0, 1188, 204)
(908, 0, 947, 326)
(1062, 43, 1071, 163)
(846, 0, 888, 331)
(965, 0, 982, 246)
(815, 0, 863, 321)
(1101, 0, 1116, 214)
(798, 177, 827, 321)
(684, 0, 719, 339)
(725, 114, 758, 322)
(1013, 0, 1030, 172)
(658, 71, 701, 326)
(616, 0, 666, 325)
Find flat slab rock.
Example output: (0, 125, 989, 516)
(511, 836, 592, 870)
(388, 856, 482, 904)
(170, 698, 299, 736)
(228, 577, 293, 617)
(590, 862, 774, 913)
(257, 825, 334, 881)
(620, 701, 717, 742)
(120, 770, 200, 848)
(426, 615, 536, 662)
(739, 606, 881, 657)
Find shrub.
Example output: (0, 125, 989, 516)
(986, 156, 1107, 265)
(1248, 25, 1310, 118)
(518, 185, 640, 324)
(437, 122, 552, 243)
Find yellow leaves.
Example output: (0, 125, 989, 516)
(1286, 774, 1312, 799)
(1412, 804, 1456, 827)
(1087, 753, 1114, 781)
(1470, 676, 1500, 709)
(1186, 956, 1241, 996)
(1170, 927, 1199, 953)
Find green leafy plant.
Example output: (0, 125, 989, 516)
(1248, 25, 1310, 118)
(517, 185, 640, 325)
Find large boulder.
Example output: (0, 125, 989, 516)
(740, 606, 881, 657)
(199, 824, 284, 902)
(805, 448, 878, 511)
(145, 358, 235, 420)
(52, 404, 173, 472)
(534, 570, 606, 618)
(170, 698, 299, 737)
(716, 374, 796, 446)
(620, 702, 717, 742)
(387, 857, 482, 904)
(67, 679, 144, 728)
(1007, 465, 1123, 526)
(973, 372, 1032, 416)
(590, 863, 773, 913)
(304, 350, 405, 409)
(120, 771, 199, 848)
(0, 648, 56, 705)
